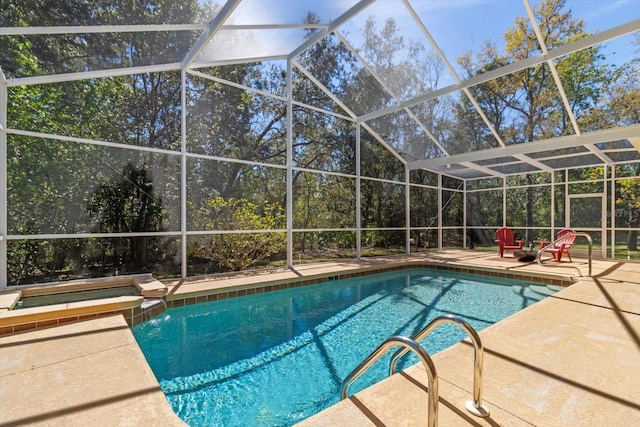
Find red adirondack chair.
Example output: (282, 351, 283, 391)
(495, 227, 524, 258)
(544, 229, 576, 262)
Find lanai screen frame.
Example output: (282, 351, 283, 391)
(1, 0, 639, 287)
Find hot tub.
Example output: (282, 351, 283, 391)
(0, 274, 168, 334)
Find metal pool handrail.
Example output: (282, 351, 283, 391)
(536, 231, 593, 276)
(340, 335, 439, 427)
(389, 314, 490, 418)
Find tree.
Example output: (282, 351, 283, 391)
(190, 197, 286, 271)
(616, 165, 640, 251)
(458, 0, 609, 242)
(87, 163, 165, 268)
(2, 0, 204, 282)
(290, 22, 359, 254)
(596, 35, 640, 250)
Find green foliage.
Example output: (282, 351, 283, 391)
(617, 180, 640, 211)
(190, 197, 286, 271)
(361, 230, 405, 252)
(466, 189, 502, 244)
(88, 163, 164, 233)
(3, 0, 640, 282)
(615, 166, 640, 250)
(410, 186, 438, 228)
(441, 190, 463, 227)
(293, 172, 356, 232)
(87, 163, 166, 268)
(293, 231, 356, 262)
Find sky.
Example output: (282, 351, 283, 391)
(563, 0, 639, 64)
(348, 0, 639, 67)
(217, 0, 639, 70)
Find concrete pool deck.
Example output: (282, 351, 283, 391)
(1, 250, 639, 426)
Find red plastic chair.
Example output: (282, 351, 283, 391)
(495, 227, 524, 258)
(545, 229, 576, 262)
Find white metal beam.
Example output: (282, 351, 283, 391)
(524, 0, 581, 135)
(0, 67, 7, 288)
(523, 1, 613, 166)
(0, 24, 328, 37)
(513, 154, 554, 173)
(218, 24, 328, 30)
(180, 69, 188, 279)
(286, 59, 294, 268)
(406, 0, 559, 179)
(585, 143, 615, 164)
(288, 0, 376, 59)
(356, 123, 362, 259)
(459, 162, 505, 178)
(402, 0, 486, 149)
(359, 122, 408, 165)
(334, 31, 450, 157)
(291, 59, 358, 120)
(405, 165, 410, 253)
(181, 0, 242, 70)
(0, 24, 208, 35)
(190, 55, 290, 69)
(8, 231, 181, 240)
(7, 128, 179, 156)
(188, 69, 287, 101)
(359, 19, 640, 123)
(404, 0, 513, 177)
(188, 69, 354, 121)
(409, 124, 640, 170)
(7, 63, 181, 87)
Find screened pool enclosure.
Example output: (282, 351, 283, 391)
(1, 0, 639, 286)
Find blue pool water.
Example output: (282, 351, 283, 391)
(133, 268, 559, 426)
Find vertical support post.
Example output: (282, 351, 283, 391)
(550, 171, 555, 240)
(405, 165, 410, 254)
(564, 169, 569, 232)
(286, 59, 294, 268)
(438, 173, 442, 252)
(355, 123, 361, 259)
(611, 165, 616, 259)
(0, 69, 7, 288)
(502, 177, 507, 227)
(179, 0, 240, 278)
(603, 165, 608, 258)
(180, 70, 188, 279)
(463, 179, 467, 249)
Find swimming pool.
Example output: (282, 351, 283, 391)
(133, 268, 559, 426)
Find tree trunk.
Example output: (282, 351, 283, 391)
(628, 230, 638, 251)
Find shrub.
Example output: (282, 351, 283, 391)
(191, 197, 286, 271)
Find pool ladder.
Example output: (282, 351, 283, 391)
(340, 314, 490, 427)
(535, 231, 593, 276)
